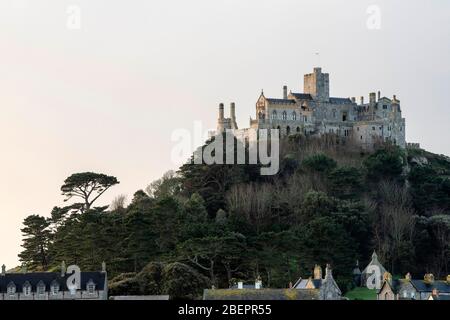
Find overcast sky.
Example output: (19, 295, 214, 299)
(0, 0, 449, 268)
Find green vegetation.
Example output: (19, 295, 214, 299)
(17, 135, 450, 299)
(345, 287, 377, 300)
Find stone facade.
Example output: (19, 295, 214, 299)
(377, 273, 450, 300)
(293, 264, 342, 300)
(216, 67, 406, 150)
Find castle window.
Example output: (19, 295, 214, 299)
(296, 127, 300, 132)
(342, 112, 347, 122)
(360, 136, 363, 140)
(286, 126, 291, 135)
(383, 105, 388, 110)
(282, 111, 287, 121)
(372, 127, 376, 131)
(357, 127, 359, 131)
(332, 109, 337, 119)
(292, 112, 297, 121)
(303, 116, 308, 122)
(400, 126, 402, 131)
(271, 110, 277, 120)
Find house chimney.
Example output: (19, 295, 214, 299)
(447, 275, 450, 284)
(61, 261, 66, 277)
(377, 91, 381, 100)
(289, 282, 293, 289)
(432, 288, 439, 297)
(283, 86, 288, 99)
(424, 273, 435, 284)
(351, 97, 356, 103)
(313, 264, 322, 280)
(1, 264, 5, 276)
(230, 102, 236, 120)
(369, 92, 376, 104)
(21, 263, 27, 274)
(360, 96, 364, 105)
(102, 261, 106, 273)
(237, 282, 243, 290)
(383, 272, 393, 283)
(255, 278, 262, 290)
(325, 264, 333, 279)
(405, 272, 412, 281)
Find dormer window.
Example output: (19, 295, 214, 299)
(87, 280, 96, 294)
(7, 282, 16, 296)
(37, 281, 46, 295)
(23, 281, 32, 296)
(51, 281, 60, 295)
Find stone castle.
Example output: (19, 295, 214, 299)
(216, 67, 406, 149)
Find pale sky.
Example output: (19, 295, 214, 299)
(0, 0, 449, 268)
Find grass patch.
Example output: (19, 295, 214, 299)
(345, 287, 377, 300)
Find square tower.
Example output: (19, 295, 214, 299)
(304, 67, 329, 102)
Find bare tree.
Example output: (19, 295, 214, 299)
(110, 194, 127, 211)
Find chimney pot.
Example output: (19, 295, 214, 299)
(283, 86, 288, 99)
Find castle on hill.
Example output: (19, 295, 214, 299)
(216, 67, 406, 149)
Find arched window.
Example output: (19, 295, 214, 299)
(292, 111, 297, 121)
(332, 109, 337, 119)
(50, 280, 60, 296)
(282, 111, 287, 121)
(87, 279, 96, 294)
(37, 281, 46, 296)
(271, 110, 277, 120)
(296, 127, 300, 133)
(23, 281, 32, 296)
(7, 282, 16, 296)
(286, 126, 291, 135)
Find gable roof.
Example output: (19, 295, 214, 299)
(0, 272, 106, 293)
(362, 251, 387, 275)
(379, 278, 450, 294)
(329, 97, 352, 104)
(290, 93, 313, 100)
(266, 98, 296, 104)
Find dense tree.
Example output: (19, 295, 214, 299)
(61, 172, 119, 211)
(19, 215, 52, 270)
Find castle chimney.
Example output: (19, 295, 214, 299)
(102, 261, 107, 273)
(369, 92, 376, 104)
(405, 272, 412, 281)
(21, 263, 27, 274)
(360, 96, 364, 105)
(230, 102, 236, 120)
(1, 264, 5, 276)
(424, 273, 435, 284)
(219, 103, 224, 120)
(351, 97, 356, 103)
(283, 86, 288, 99)
(377, 91, 381, 100)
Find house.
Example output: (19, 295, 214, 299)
(0, 262, 108, 300)
(292, 264, 342, 300)
(378, 273, 450, 300)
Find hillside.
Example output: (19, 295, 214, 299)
(18, 134, 450, 299)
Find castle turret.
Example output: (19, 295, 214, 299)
(304, 67, 329, 102)
(369, 92, 376, 104)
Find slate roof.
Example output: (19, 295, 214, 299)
(203, 288, 320, 300)
(291, 93, 313, 100)
(292, 278, 322, 289)
(0, 272, 106, 293)
(379, 279, 450, 294)
(266, 98, 296, 104)
(431, 294, 450, 300)
(329, 97, 353, 104)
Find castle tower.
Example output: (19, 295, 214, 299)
(304, 67, 329, 102)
